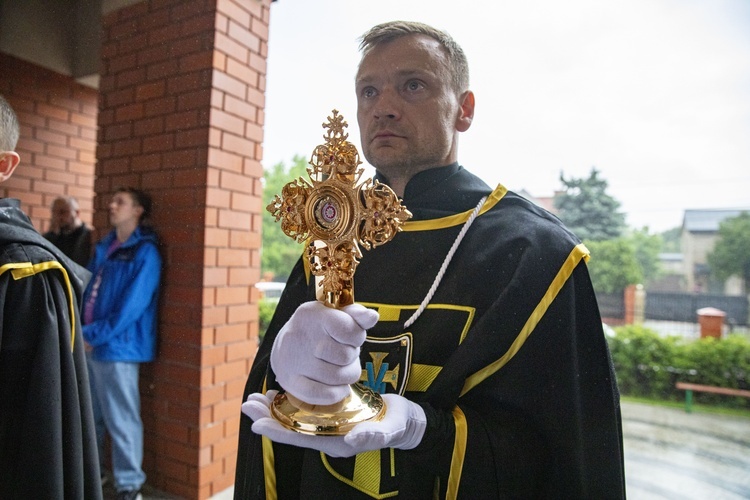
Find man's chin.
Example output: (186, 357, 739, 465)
(365, 151, 406, 172)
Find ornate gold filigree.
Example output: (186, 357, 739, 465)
(266, 180, 311, 243)
(359, 180, 413, 250)
(267, 110, 412, 308)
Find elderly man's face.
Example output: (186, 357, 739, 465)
(51, 199, 77, 232)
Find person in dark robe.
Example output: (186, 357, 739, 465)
(234, 22, 626, 499)
(0, 93, 102, 499)
(43, 195, 94, 268)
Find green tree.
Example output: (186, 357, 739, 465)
(626, 227, 662, 286)
(554, 168, 626, 241)
(660, 226, 681, 253)
(262, 155, 309, 280)
(585, 238, 642, 294)
(707, 212, 750, 293)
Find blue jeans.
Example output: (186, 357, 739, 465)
(87, 353, 146, 491)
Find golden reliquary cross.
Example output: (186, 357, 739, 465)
(267, 109, 412, 308)
(265, 110, 412, 435)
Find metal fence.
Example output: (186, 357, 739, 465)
(595, 290, 749, 328)
(596, 292, 625, 321)
(645, 292, 748, 326)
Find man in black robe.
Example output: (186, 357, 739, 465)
(0, 94, 102, 499)
(235, 22, 625, 499)
(43, 196, 94, 268)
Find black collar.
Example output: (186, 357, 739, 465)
(373, 163, 460, 202)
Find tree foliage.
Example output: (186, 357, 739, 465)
(626, 227, 663, 286)
(585, 238, 642, 294)
(258, 298, 276, 344)
(261, 155, 309, 281)
(660, 226, 682, 253)
(707, 212, 750, 293)
(554, 168, 626, 241)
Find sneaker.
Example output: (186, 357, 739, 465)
(116, 489, 142, 500)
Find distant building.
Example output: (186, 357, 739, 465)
(681, 208, 749, 294)
(516, 189, 560, 215)
(648, 252, 686, 292)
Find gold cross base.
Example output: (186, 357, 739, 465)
(270, 383, 385, 435)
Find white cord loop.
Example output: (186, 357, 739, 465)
(403, 195, 488, 329)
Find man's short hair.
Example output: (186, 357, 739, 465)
(116, 186, 153, 223)
(0, 94, 20, 152)
(358, 21, 470, 94)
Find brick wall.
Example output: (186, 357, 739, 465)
(202, 0, 268, 493)
(98, 0, 268, 498)
(1, 0, 269, 496)
(0, 53, 97, 232)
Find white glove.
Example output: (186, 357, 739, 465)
(242, 391, 427, 458)
(270, 301, 379, 405)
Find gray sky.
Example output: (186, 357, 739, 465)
(261, 0, 750, 233)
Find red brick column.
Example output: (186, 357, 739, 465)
(623, 284, 645, 325)
(624, 284, 636, 324)
(0, 53, 97, 231)
(98, 1, 270, 498)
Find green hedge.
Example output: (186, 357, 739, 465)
(606, 325, 750, 408)
(258, 298, 277, 345)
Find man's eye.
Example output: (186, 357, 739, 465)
(361, 87, 376, 99)
(406, 81, 423, 91)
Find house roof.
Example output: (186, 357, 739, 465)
(517, 189, 558, 214)
(659, 252, 683, 262)
(682, 208, 750, 233)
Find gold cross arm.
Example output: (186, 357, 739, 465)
(266, 110, 412, 308)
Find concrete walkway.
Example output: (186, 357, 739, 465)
(622, 401, 750, 499)
(104, 400, 750, 499)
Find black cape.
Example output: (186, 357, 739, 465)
(0, 198, 102, 499)
(235, 165, 625, 499)
(43, 223, 93, 268)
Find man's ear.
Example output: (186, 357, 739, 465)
(0, 151, 20, 182)
(455, 90, 475, 133)
(134, 204, 145, 220)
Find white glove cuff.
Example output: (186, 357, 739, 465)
(399, 399, 427, 450)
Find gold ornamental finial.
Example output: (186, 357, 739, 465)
(267, 110, 412, 308)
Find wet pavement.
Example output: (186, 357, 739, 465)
(103, 400, 750, 499)
(622, 401, 750, 499)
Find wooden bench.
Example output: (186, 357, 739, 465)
(675, 382, 750, 413)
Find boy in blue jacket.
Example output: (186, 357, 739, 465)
(83, 187, 161, 500)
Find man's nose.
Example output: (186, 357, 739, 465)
(373, 89, 400, 120)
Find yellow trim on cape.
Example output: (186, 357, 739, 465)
(446, 405, 468, 500)
(259, 379, 278, 500)
(353, 450, 382, 494)
(405, 363, 442, 392)
(402, 184, 507, 232)
(460, 243, 590, 396)
(360, 302, 475, 345)
(261, 436, 277, 500)
(320, 451, 398, 499)
(0, 260, 77, 352)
